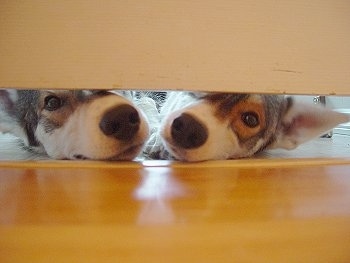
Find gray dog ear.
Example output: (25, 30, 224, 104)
(0, 89, 19, 133)
(0, 89, 19, 112)
(269, 99, 350, 150)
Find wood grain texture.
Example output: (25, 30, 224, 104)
(1, 161, 350, 262)
(1, 0, 350, 94)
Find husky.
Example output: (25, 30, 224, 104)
(0, 89, 150, 160)
(157, 92, 350, 162)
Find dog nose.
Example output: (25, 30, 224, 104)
(171, 113, 208, 149)
(99, 104, 140, 140)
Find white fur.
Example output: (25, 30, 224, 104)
(2, 90, 349, 162)
(159, 92, 350, 161)
(161, 100, 272, 161)
(135, 96, 163, 159)
(161, 102, 236, 161)
(35, 94, 149, 160)
(269, 101, 350, 150)
(0, 133, 48, 160)
(0, 90, 152, 161)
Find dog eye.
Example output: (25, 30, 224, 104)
(241, 112, 259, 128)
(44, 95, 63, 111)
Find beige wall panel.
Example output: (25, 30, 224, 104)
(1, 1, 350, 94)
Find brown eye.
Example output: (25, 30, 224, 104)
(44, 95, 62, 111)
(241, 112, 259, 128)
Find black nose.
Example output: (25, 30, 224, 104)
(99, 104, 140, 140)
(171, 113, 208, 149)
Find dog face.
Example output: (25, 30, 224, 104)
(0, 89, 149, 160)
(160, 92, 349, 161)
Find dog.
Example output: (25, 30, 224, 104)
(0, 89, 150, 160)
(157, 92, 350, 161)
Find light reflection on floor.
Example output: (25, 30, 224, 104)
(134, 166, 186, 225)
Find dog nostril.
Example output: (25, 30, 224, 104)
(171, 113, 208, 149)
(172, 117, 184, 132)
(128, 111, 140, 124)
(99, 104, 140, 140)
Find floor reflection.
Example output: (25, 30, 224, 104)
(134, 167, 186, 225)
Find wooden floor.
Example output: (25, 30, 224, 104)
(1, 158, 350, 262)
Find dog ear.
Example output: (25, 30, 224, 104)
(0, 89, 18, 112)
(269, 98, 350, 150)
(0, 89, 19, 132)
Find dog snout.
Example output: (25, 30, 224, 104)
(99, 104, 140, 141)
(171, 113, 208, 149)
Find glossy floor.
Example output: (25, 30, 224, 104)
(1, 160, 350, 262)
